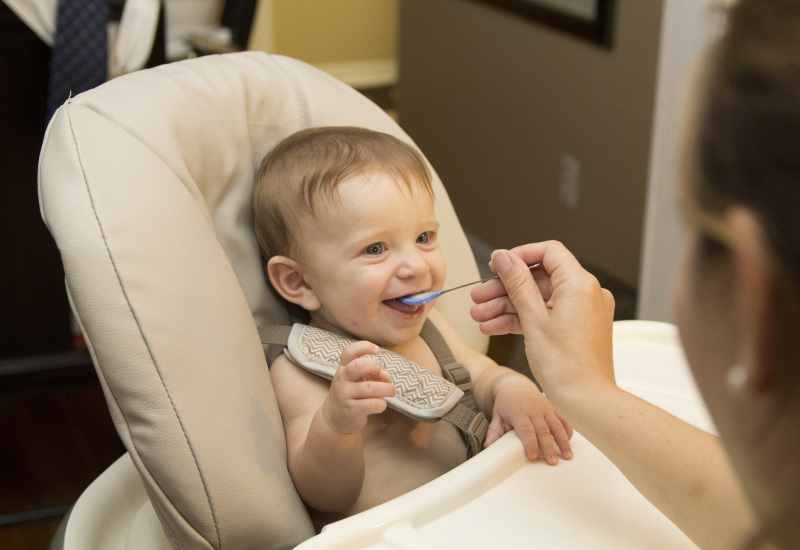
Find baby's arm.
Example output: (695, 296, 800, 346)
(270, 340, 396, 512)
(426, 309, 573, 464)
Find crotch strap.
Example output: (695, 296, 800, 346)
(258, 321, 487, 458)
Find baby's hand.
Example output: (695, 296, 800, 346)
(487, 376, 574, 465)
(321, 341, 396, 435)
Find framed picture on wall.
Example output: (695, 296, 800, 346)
(472, 0, 616, 48)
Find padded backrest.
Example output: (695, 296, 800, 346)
(38, 52, 486, 549)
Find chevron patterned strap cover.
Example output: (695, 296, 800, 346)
(282, 323, 465, 422)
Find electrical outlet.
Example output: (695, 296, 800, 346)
(559, 154, 580, 210)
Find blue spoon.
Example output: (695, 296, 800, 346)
(399, 263, 542, 305)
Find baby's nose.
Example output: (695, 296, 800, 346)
(397, 251, 429, 279)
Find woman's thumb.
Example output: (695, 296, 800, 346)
(491, 249, 542, 320)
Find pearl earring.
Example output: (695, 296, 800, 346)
(726, 364, 749, 393)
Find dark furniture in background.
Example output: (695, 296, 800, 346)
(0, 3, 163, 546)
(1, 2, 72, 359)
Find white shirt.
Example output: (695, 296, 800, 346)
(3, 0, 160, 77)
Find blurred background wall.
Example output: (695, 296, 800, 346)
(398, 0, 662, 292)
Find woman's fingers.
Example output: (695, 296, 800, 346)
(487, 249, 548, 328)
(470, 293, 524, 335)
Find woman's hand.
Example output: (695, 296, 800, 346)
(473, 242, 757, 548)
(470, 241, 616, 404)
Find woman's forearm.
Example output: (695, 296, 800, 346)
(561, 385, 756, 550)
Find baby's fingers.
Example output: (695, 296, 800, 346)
(484, 414, 508, 449)
(342, 357, 388, 383)
(548, 412, 573, 461)
(341, 340, 380, 364)
(339, 343, 383, 382)
(337, 359, 395, 400)
(531, 417, 559, 465)
(557, 410, 574, 441)
(351, 378, 396, 400)
(509, 417, 542, 463)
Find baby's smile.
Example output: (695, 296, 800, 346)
(382, 297, 423, 314)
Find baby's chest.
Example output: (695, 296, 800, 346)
(356, 411, 466, 513)
(364, 407, 465, 456)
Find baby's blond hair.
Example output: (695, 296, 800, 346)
(253, 126, 433, 260)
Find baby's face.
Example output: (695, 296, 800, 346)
(298, 171, 446, 348)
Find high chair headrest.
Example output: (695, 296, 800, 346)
(38, 51, 485, 548)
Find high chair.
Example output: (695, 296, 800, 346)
(39, 52, 713, 549)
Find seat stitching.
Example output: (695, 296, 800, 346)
(63, 103, 222, 548)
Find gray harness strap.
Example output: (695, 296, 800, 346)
(258, 321, 488, 458)
(418, 319, 488, 456)
(420, 320, 478, 411)
(258, 325, 292, 347)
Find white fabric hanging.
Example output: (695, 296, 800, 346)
(2, 0, 160, 77)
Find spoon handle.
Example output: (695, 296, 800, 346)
(399, 263, 543, 305)
(440, 262, 543, 296)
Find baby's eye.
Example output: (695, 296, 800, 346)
(417, 232, 431, 244)
(365, 243, 385, 255)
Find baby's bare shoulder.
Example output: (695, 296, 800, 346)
(270, 354, 329, 417)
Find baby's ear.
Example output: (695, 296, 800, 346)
(267, 256, 321, 311)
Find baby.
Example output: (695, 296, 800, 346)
(253, 126, 572, 529)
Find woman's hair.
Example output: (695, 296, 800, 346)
(253, 126, 433, 260)
(690, 0, 800, 284)
(688, 1, 800, 546)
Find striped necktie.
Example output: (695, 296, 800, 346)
(47, 0, 108, 119)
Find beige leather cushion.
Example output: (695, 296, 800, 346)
(38, 52, 485, 549)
